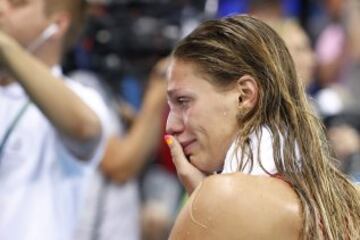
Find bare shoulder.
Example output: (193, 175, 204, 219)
(169, 173, 302, 240)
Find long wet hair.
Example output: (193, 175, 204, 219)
(172, 15, 360, 239)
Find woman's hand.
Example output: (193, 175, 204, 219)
(165, 135, 207, 195)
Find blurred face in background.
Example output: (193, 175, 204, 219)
(326, 0, 344, 19)
(282, 23, 315, 89)
(0, 0, 51, 48)
(166, 59, 240, 173)
(327, 124, 360, 162)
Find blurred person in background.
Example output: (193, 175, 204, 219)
(73, 58, 167, 240)
(325, 111, 360, 182)
(250, 1, 359, 183)
(276, 17, 360, 183)
(64, 1, 185, 239)
(314, 0, 360, 116)
(0, 0, 109, 240)
(165, 15, 360, 239)
(278, 21, 315, 92)
(262, 21, 318, 112)
(342, 0, 360, 109)
(315, 0, 345, 88)
(249, 0, 316, 93)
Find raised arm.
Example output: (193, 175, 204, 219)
(99, 59, 168, 182)
(0, 30, 102, 158)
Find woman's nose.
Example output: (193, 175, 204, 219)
(166, 111, 184, 135)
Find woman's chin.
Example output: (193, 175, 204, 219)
(189, 155, 221, 174)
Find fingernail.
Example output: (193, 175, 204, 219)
(164, 135, 173, 146)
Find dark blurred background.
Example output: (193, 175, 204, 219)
(62, 0, 313, 106)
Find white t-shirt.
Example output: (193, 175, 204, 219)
(0, 68, 109, 240)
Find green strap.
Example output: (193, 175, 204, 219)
(0, 101, 31, 160)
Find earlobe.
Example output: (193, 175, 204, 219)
(236, 75, 259, 109)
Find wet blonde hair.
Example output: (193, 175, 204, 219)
(173, 15, 360, 239)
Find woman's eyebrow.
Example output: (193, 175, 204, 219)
(167, 89, 178, 98)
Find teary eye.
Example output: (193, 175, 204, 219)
(176, 96, 190, 107)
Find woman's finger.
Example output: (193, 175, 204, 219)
(164, 134, 206, 194)
(164, 134, 189, 172)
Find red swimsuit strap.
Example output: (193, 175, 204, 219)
(272, 173, 292, 186)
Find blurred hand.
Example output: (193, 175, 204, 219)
(164, 135, 207, 195)
(142, 58, 169, 109)
(149, 57, 170, 81)
(116, 99, 137, 128)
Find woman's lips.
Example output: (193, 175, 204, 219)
(180, 140, 197, 155)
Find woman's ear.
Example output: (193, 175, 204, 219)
(236, 75, 259, 110)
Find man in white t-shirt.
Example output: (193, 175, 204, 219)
(0, 0, 109, 239)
